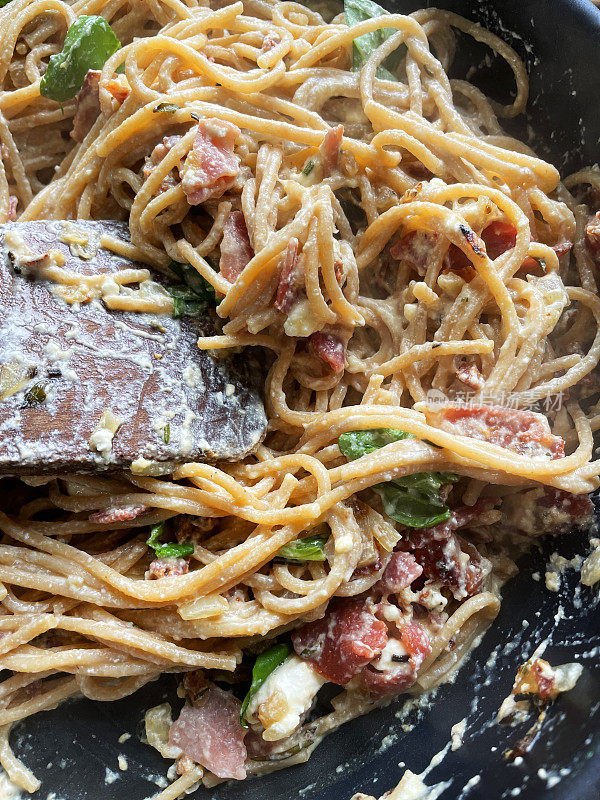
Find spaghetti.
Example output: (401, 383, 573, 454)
(0, 0, 598, 794)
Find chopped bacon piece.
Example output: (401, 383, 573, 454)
(361, 622, 431, 699)
(424, 403, 565, 459)
(274, 238, 299, 313)
(71, 69, 101, 143)
(182, 118, 240, 205)
(456, 361, 485, 390)
(390, 230, 438, 277)
(319, 124, 343, 177)
(374, 552, 423, 594)
(147, 557, 190, 580)
(7, 195, 17, 222)
(309, 329, 346, 373)
(585, 211, 600, 255)
(219, 210, 254, 282)
(169, 686, 247, 780)
(88, 504, 147, 524)
(334, 256, 344, 284)
(292, 597, 388, 684)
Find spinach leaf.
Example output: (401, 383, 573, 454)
(40, 16, 121, 103)
(167, 285, 208, 318)
(167, 260, 218, 306)
(338, 427, 458, 528)
(374, 481, 451, 528)
(0, 0, 13, 7)
(338, 428, 412, 461)
(240, 643, 292, 726)
(344, 0, 403, 80)
(147, 522, 194, 559)
(277, 533, 328, 563)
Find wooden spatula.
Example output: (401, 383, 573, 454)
(0, 220, 267, 476)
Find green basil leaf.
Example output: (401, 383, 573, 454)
(40, 16, 121, 103)
(167, 260, 218, 307)
(374, 482, 451, 528)
(167, 284, 207, 317)
(146, 522, 194, 559)
(344, 0, 403, 80)
(277, 534, 328, 563)
(0, 0, 13, 7)
(240, 643, 292, 726)
(155, 541, 194, 558)
(338, 428, 458, 528)
(338, 428, 412, 461)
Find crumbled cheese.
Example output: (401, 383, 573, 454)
(403, 303, 417, 322)
(117, 755, 128, 771)
(89, 409, 122, 459)
(581, 543, 600, 586)
(246, 655, 326, 741)
(60, 221, 99, 259)
(335, 532, 354, 553)
(450, 718, 467, 751)
(283, 298, 322, 338)
(182, 363, 203, 389)
(130, 457, 173, 476)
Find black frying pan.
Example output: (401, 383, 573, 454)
(15, 1, 600, 798)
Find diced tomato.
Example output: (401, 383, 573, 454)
(444, 220, 516, 280)
(292, 597, 388, 684)
(539, 487, 594, 529)
(390, 230, 437, 277)
(182, 118, 240, 205)
(410, 532, 490, 600)
(274, 238, 299, 313)
(530, 659, 556, 701)
(309, 329, 346, 373)
(220, 210, 254, 282)
(400, 621, 432, 670)
(374, 552, 423, 594)
(361, 622, 431, 699)
(319, 124, 343, 177)
(424, 403, 565, 459)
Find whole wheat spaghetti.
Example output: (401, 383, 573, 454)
(0, 0, 598, 795)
